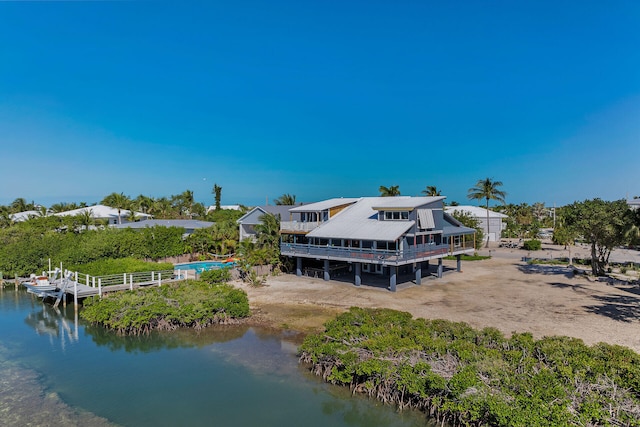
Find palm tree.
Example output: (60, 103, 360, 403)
(421, 186, 441, 197)
(212, 184, 222, 211)
(467, 178, 507, 246)
(274, 193, 296, 205)
(134, 194, 155, 214)
(76, 209, 94, 231)
(154, 197, 173, 218)
(10, 198, 31, 213)
(379, 185, 400, 197)
(50, 202, 72, 213)
(101, 192, 132, 224)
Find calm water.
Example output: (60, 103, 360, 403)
(0, 286, 431, 427)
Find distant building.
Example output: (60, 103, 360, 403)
(207, 205, 243, 213)
(444, 205, 508, 242)
(9, 210, 43, 222)
(237, 205, 300, 241)
(111, 219, 213, 236)
(628, 198, 640, 210)
(53, 205, 152, 225)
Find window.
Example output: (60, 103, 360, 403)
(384, 211, 409, 221)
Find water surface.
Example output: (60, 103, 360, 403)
(0, 286, 430, 426)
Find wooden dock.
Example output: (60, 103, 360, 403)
(23, 268, 188, 309)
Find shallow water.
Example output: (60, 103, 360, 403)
(0, 286, 431, 426)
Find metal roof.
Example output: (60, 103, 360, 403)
(52, 204, 152, 219)
(236, 205, 298, 224)
(306, 197, 415, 241)
(289, 198, 360, 212)
(442, 212, 476, 236)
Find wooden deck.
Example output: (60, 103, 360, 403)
(23, 270, 187, 308)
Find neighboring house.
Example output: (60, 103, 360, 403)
(237, 205, 301, 241)
(53, 205, 152, 225)
(9, 210, 43, 222)
(444, 205, 507, 242)
(111, 219, 213, 236)
(207, 204, 243, 213)
(628, 198, 640, 210)
(280, 196, 475, 291)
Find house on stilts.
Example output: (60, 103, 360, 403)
(279, 196, 476, 291)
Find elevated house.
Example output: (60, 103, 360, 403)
(280, 196, 476, 291)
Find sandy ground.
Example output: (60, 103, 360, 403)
(235, 242, 640, 353)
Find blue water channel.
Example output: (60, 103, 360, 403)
(0, 286, 432, 427)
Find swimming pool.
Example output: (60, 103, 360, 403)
(174, 261, 235, 273)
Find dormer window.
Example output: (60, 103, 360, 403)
(384, 211, 409, 220)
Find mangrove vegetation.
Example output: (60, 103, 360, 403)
(81, 279, 250, 335)
(299, 307, 640, 427)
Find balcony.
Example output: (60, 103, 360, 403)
(280, 221, 322, 233)
(280, 242, 472, 265)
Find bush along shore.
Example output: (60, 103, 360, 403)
(298, 307, 640, 427)
(81, 278, 250, 335)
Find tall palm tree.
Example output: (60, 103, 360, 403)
(101, 192, 132, 224)
(379, 185, 400, 197)
(274, 193, 296, 205)
(212, 184, 222, 211)
(421, 186, 441, 197)
(467, 178, 507, 246)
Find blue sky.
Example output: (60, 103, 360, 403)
(1, 1, 638, 208)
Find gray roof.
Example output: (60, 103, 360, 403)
(111, 219, 213, 230)
(289, 198, 360, 212)
(441, 213, 476, 236)
(307, 197, 415, 241)
(237, 205, 298, 224)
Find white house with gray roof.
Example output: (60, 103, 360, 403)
(444, 205, 507, 242)
(280, 196, 475, 291)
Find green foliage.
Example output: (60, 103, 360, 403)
(522, 239, 542, 250)
(0, 224, 187, 276)
(449, 210, 484, 249)
(562, 199, 633, 275)
(299, 308, 640, 426)
(81, 280, 249, 334)
(199, 267, 231, 284)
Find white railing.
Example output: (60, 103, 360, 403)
(280, 221, 322, 233)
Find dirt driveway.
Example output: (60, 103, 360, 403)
(235, 247, 640, 353)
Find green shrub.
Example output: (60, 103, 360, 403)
(299, 308, 640, 426)
(522, 239, 542, 251)
(81, 280, 249, 334)
(199, 268, 231, 284)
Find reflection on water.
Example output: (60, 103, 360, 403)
(1, 288, 430, 427)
